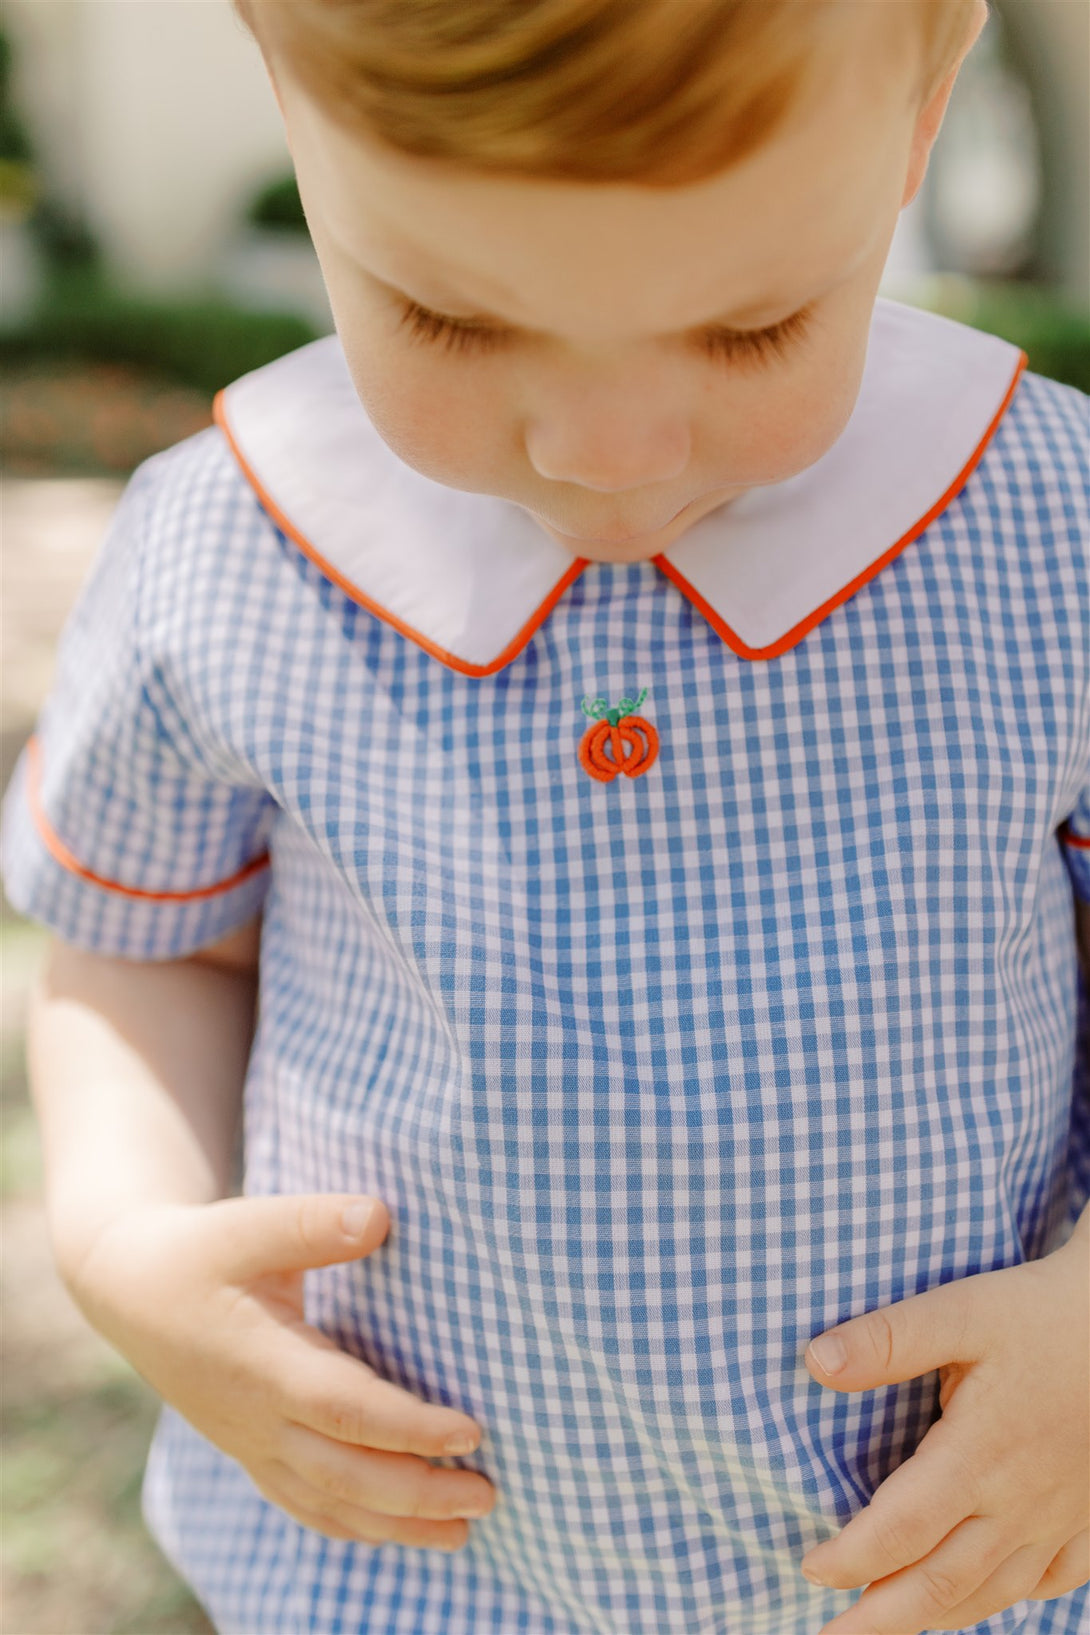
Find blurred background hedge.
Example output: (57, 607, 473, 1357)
(0, 265, 320, 399)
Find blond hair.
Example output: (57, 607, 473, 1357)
(232, 0, 980, 184)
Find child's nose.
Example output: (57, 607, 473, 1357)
(525, 401, 692, 492)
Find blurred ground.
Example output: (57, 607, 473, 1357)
(2, 373, 216, 1632)
(1, 358, 213, 479)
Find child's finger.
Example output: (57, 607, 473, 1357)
(932, 1542, 1074, 1629)
(802, 1425, 976, 1589)
(204, 1192, 391, 1281)
(1029, 1529, 1090, 1599)
(257, 1456, 472, 1552)
(269, 1328, 483, 1459)
(815, 1522, 1039, 1635)
(804, 1272, 991, 1394)
(277, 1421, 495, 1522)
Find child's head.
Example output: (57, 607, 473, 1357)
(233, 0, 986, 562)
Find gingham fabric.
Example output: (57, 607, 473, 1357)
(2, 332, 1089, 1634)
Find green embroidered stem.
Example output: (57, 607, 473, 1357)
(581, 686, 649, 727)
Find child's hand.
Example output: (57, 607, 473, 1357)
(68, 1194, 496, 1550)
(800, 1222, 1089, 1634)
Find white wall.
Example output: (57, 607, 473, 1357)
(5, 0, 290, 293)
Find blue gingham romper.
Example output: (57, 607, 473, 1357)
(2, 298, 1088, 1635)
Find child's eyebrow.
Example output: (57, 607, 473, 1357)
(363, 264, 832, 338)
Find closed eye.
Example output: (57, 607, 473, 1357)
(396, 297, 816, 366)
(699, 304, 815, 364)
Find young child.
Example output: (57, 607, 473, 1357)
(2, 0, 1088, 1630)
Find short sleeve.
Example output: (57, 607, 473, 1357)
(1061, 785, 1090, 904)
(0, 459, 276, 959)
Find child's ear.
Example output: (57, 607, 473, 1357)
(901, 0, 988, 208)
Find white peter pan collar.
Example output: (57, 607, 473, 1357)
(214, 298, 1025, 675)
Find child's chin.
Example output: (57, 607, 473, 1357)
(552, 535, 662, 565)
(538, 507, 692, 562)
(584, 538, 669, 563)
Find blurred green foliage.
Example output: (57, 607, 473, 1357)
(0, 23, 34, 165)
(30, 198, 103, 272)
(245, 171, 309, 233)
(0, 20, 39, 220)
(0, 267, 321, 396)
(1, 19, 104, 260)
(0, 155, 36, 214)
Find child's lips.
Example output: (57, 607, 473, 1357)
(564, 500, 691, 545)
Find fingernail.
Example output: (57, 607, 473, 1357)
(341, 1201, 374, 1236)
(443, 1431, 479, 1456)
(801, 1562, 830, 1586)
(458, 1496, 493, 1518)
(808, 1333, 847, 1374)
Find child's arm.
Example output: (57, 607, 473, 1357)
(30, 927, 261, 1264)
(797, 903, 1090, 1633)
(27, 931, 496, 1550)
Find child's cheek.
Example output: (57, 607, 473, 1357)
(718, 330, 870, 485)
(342, 344, 508, 492)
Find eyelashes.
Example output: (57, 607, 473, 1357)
(699, 303, 814, 365)
(398, 301, 510, 355)
(396, 297, 816, 366)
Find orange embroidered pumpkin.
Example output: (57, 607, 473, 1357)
(578, 689, 659, 783)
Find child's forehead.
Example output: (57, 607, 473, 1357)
(289, 43, 912, 340)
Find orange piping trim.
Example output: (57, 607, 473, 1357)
(213, 391, 587, 678)
(23, 735, 270, 902)
(653, 349, 1029, 662)
(1060, 820, 1090, 851)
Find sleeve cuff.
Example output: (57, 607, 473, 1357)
(0, 746, 272, 961)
